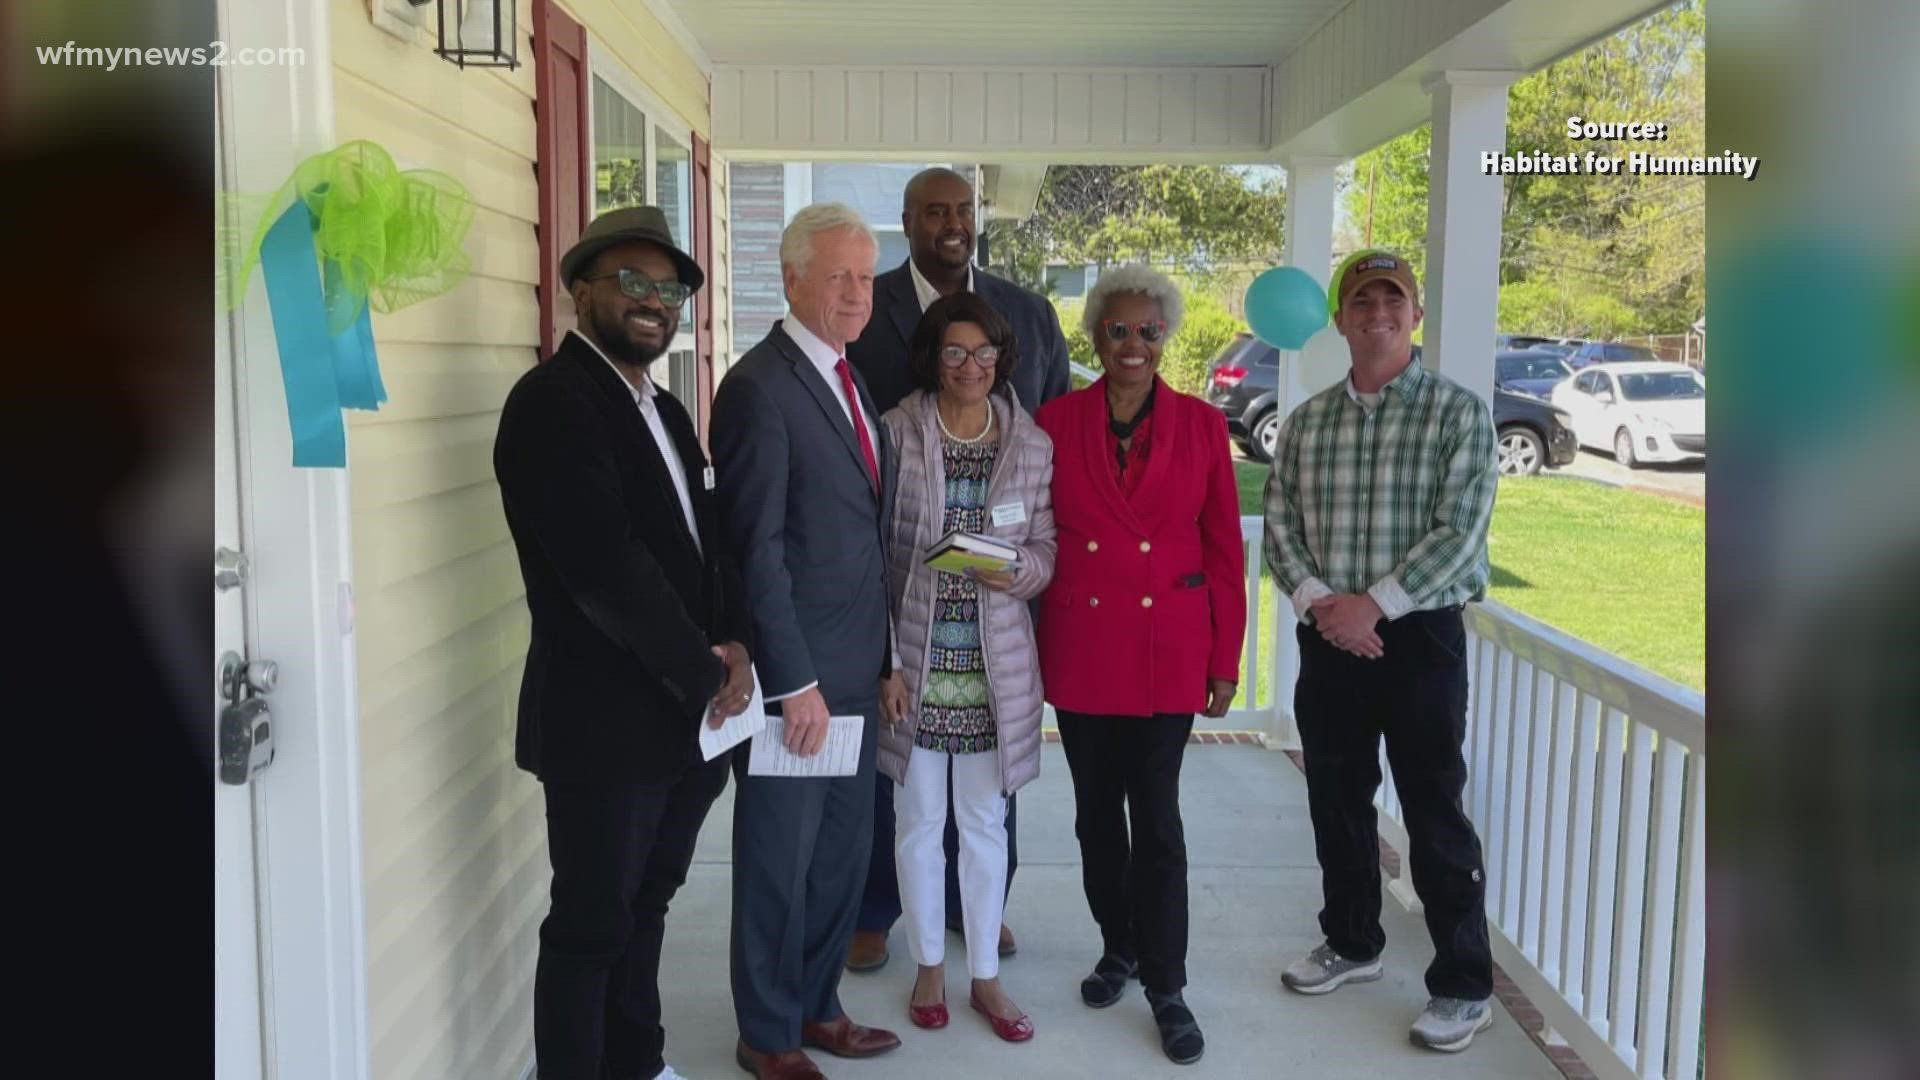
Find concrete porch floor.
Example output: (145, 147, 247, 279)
(652, 741, 1560, 1079)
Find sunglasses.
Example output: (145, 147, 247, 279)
(582, 268, 691, 308)
(938, 344, 1000, 368)
(1101, 319, 1168, 344)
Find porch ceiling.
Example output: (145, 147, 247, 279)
(655, 0, 1349, 68)
(687, 0, 1682, 162)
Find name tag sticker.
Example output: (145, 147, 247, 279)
(703, 466, 716, 491)
(990, 502, 1026, 527)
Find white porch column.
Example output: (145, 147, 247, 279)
(1279, 156, 1346, 416)
(1261, 155, 1343, 752)
(1421, 71, 1516, 403)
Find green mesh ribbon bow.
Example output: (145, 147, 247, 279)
(221, 139, 475, 333)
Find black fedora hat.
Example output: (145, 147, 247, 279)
(559, 205, 704, 292)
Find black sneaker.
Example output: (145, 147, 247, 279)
(1079, 953, 1138, 1008)
(1145, 989, 1205, 1066)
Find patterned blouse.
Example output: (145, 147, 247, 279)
(917, 434, 1000, 754)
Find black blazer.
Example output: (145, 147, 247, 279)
(710, 321, 896, 711)
(493, 332, 752, 784)
(846, 261, 1073, 416)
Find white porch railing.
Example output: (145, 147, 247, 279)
(1223, 513, 1704, 1079)
(1374, 600, 1707, 1080)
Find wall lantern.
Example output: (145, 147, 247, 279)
(410, 0, 518, 70)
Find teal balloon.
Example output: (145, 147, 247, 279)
(1244, 266, 1328, 349)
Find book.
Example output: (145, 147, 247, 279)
(922, 529, 1020, 575)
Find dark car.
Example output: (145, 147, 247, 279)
(1565, 341, 1660, 369)
(1208, 338, 1436, 461)
(1494, 387, 1578, 476)
(1495, 348, 1573, 400)
(1204, 332, 1284, 460)
(1496, 333, 1559, 351)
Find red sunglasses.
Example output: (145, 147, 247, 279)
(1101, 319, 1168, 344)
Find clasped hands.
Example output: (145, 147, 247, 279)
(1311, 593, 1386, 659)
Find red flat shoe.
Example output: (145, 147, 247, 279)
(909, 996, 949, 1030)
(969, 990, 1035, 1043)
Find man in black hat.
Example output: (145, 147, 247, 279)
(494, 205, 757, 1080)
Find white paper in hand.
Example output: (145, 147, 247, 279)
(699, 664, 766, 761)
(748, 714, 864, 777)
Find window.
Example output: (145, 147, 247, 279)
(808, 163, 970, 274)
(1618, 372, 1704, 400)
(589, 56, 699, 414)
(1574, 371, 1602, 394)
(1046, 264, 1090, 298)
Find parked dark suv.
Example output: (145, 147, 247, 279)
(1208, 335, 1575, 475)
(1204, 333, 1284, 460)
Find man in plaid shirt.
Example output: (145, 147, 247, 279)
(1262, 251, 1500, 1052)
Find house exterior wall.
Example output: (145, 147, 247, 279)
(330, 0, 711, 1074)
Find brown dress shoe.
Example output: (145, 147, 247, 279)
(998, 923, 1017, 957)
(734, 1040, 826, 1080)
(844, 929, 889, 972)
(800, 1014, 903, 1058)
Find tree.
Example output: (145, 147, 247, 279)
(1340, 0, 1706, 337)
(984, 164, 1288, 289)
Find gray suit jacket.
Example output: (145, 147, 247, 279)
(711, 321, 896, 711)
(847, 261, 1073, 416)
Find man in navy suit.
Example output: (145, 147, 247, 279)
(843, 167, 1073, 971)
(495, 206, 756, 1080)
(713, 202, 904, 1080)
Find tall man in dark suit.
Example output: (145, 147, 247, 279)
(494, 206, 757, 1080)
(843, 166, 1074, 971)
(712, 202, 904, 1080)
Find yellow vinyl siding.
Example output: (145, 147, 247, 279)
(331, 0, 710, 1073)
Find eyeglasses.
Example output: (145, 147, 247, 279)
(1101, 319, 1168, 344)
(582, 268, 691, 308)
(938, 344, 1001, 368)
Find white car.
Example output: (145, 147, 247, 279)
(1549, 361, 1705, 467)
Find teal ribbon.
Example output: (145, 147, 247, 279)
(258, 201, 388, 467)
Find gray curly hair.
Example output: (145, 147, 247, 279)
(1082, 264, 1186, 341)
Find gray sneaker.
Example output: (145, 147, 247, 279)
(1409, 997, 1494, 1052)
(1279, 943, 1384, 995)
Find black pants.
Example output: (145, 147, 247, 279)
(857, 773, 1018, 933)
(1294, 605, 1493, 1001)
(534, 756, 730, 1080)
(1055, 710, 1194, 994)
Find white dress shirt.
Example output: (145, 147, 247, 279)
(573, 331, 701, 557)
(781, 316, 871, 435)
(907, 258, 974, 314)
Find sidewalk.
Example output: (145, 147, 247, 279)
(650, 742, 1561, 1079)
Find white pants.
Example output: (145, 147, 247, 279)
(894, 746, 1008, 979)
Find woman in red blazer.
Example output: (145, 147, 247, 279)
(1032, 264, 1246, 1067)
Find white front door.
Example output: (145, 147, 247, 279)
(214, 95, 267, 1080)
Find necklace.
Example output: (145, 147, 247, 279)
(937, 400, 994, 444)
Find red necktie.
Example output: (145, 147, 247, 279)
(834, 358, 880, 493)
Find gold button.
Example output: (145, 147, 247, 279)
(1089, 596, 1100, 608)
(1139, 541, 1152, 553)
(1087, 540, 1100, 552)
(1141, 596, 1154, 608)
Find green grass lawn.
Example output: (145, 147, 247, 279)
(1230, 458, 1704, 692)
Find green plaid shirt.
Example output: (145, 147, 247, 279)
(1262, 360, 1497, 622)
